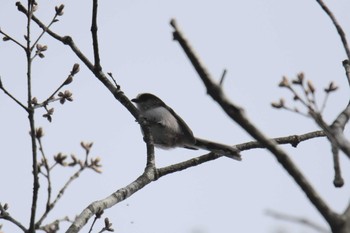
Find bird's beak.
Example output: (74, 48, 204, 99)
(131, 98, 138, 103)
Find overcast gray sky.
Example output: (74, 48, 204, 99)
(1, 1, 350, 232)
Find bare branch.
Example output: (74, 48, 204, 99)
(16, 1, 140, 122)
(36, 161, 84, 227)
(219, 69, 227, 86)
(276, 71, 350, 159)
(332, 145, 344, 187)
(266, 209, 330, 233)
(36, 135, 53, 220)
(158, 130, 326, 177)
(170, 18, 342, 228)
(33, 64, 79, 114)
(16, 4, 158, 232)
(0, 203, 27, 232)
(91, 0, 102, 71)
(330, 61, 350, 130)
(315, 0, 350, 61)
(107, 73, 119, 89)
(88, 209, 103, 233)
(343, 60, 350, 84)
(39, 216, 71, 233)
(30, 6, 62, 52)
(0, 76, 28, 111)
(65, 171, 155, 233)
(25, 1, 40, 232)
(236, 130, 326, 150)
(17, 2, 344, 232)
(16, 2, 96, 73)
(311, 111, 350, 158)
(157, 153, 221, 177)
(0, 29, 26, 50)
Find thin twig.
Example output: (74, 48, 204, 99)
(0, 204, 27, 232)
(38, 216, 71, 232)
(343, 60, 350, 85)
(266, 209, 330, 233)
(236, 130, 326, 150)
(36, 144, 98, 227)
(315, 0, 350, 61)
(16, 2, 138, 117)
(88, 219, 96, 233)
(16, 2, 94, 71)
(157, 153, 221, 177)
(310, 91, 319, 112)
(330, 61, 350, 130)
(219, 69, 227, 86)
(33, 97, 62, 109)
(282, 105, 311, 118)
(91, 0, 102, 71)
(30, 14, 59, 52)
(95, 0, 155, 169)
(0, 29, 26, 50)
(320, 92, 330, 113)
(38, 81, 69, 107)
(158, 130, 326, 177)
(36, 137, 53, 222)
(280, 74, 350, 158)
(16, 2, 140, 124)
(32, 65, 77, 114)
(107, 72, 120, 89)
(0, 77, 28, 111)
(25, 2, 40, 232)
(88, 214, 99, 233)
(36, 166, 85, 228)
(286, 85, 312, 111)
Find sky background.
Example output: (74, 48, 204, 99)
(1, 0, 350, 232)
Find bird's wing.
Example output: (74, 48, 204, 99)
(164, 105, 196, 144)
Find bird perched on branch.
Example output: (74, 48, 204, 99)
(132, 93, 241, 161)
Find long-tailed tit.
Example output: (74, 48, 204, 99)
(132, 93, 241, 160)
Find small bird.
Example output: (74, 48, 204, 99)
(132, 93, 241, 160)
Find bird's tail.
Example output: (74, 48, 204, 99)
(194, 138, 242, 161)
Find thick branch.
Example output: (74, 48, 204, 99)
(17, 1, 344, 232)
(170, 18, 342, 229)
(66, 171, 155, 233)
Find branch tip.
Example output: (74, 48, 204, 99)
(170, 19, 177, 29)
